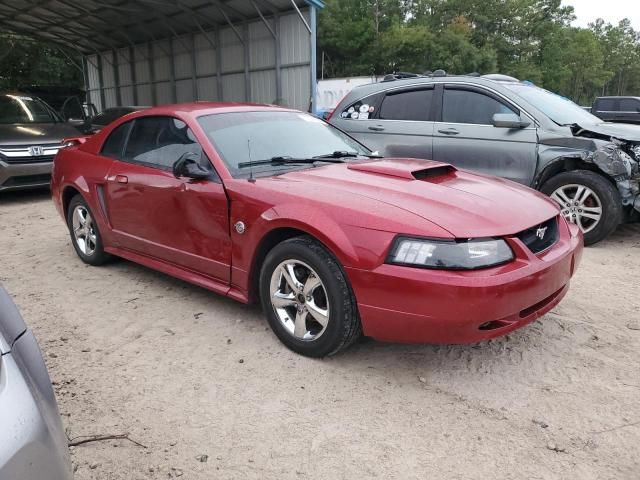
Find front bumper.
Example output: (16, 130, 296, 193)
(0, 333, 72, 480)
(347, 219, 583, 344)
(0, 160, 53, 192)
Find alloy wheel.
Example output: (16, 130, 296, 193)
(269, 260, 330, 341)
(72, 205, 97, 256)
(550, 184, 603, 234)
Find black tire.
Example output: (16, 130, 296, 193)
(66, 194, 112, 265)
(541, 170, 622, 246)
(259, 236, 361, 357)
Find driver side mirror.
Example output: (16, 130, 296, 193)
(492, 113, 531, 129)
(173, 152, 211, 180)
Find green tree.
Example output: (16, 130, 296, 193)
(0, 36, 82, 90)
(590, 19, 640, 96)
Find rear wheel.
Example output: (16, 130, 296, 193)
(66, 195, 112, 265)
(259, 236, 361, 357)
(541, 170, 622, 245)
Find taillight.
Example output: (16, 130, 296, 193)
(61, 136, 88, 148)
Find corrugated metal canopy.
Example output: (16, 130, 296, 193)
(0, 0, 323, 55)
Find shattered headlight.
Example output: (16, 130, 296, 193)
(631, 145, 640, 163)
(386, 237, 514, 270)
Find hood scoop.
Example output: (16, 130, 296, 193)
(348, 158, 457, 180)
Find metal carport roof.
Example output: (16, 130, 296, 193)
(0, 0, 324, 111)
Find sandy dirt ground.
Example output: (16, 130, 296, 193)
(1, 189, 639, 480)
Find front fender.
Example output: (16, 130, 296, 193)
(230, 202, 363, 296)
(260, 203, 360, 263)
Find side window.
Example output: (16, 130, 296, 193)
(123, 116, 203, 170)
(619, 98, 640, 112)
(339, 93, 381, 121)
(443, 89, 516, 125)
(379, 89, 433, 121)
(596, 98, 617, 111)
(100, 121, 131, 159)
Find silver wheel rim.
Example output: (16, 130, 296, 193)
(550, 184, 603, 234)
(72, 205, 97, 256)
(269, 260, 330, 341)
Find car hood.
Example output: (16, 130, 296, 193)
(574, 122, 640, 142)
(275, 158, 559, 238)
(0, 122, 80, 146)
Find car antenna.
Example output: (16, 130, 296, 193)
(247, 139, 256, 183)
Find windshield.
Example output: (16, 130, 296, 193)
(504, 83, 602, 126)
(197, 111, 371, 177)
(0, 94, 59, 124)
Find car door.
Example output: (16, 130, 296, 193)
(432, 85, 538, 186)
(334, 87, 435, 159)
(103, 115, 231, 282)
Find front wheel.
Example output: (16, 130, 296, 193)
(541, 170, 622, 246)
(259, 236, 361, 357)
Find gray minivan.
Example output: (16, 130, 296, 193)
(330, 74, 640, 245)
(0, 93, 80, 192)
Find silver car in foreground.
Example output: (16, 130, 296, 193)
(0, 287, 72, 480)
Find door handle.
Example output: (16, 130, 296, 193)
(368, 125, 385, 132)
(437, 128, 460, 135)
(115, 175, 128, 184)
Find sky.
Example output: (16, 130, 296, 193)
(563, 0, 640, 30)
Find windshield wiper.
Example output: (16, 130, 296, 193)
(313, 150, 383, 159)
(238, 156, 346, 169)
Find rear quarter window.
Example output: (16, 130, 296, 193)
(101, 122, 131, 159)
(339, 93, 383, 121)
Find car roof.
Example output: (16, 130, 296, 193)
(103, 106, 150, 111)
(129, 102, 298, 118)
(596, 96, 640, 100)
(345, 74, 526, 98)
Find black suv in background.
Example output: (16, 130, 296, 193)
(0, 93, 79, 192)
(330, 73, 640, 245)
(591, 96, 640, 125)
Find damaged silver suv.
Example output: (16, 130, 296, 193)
(330, 73, 640, 245)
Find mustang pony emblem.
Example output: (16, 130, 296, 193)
(536, 226, 548, 240)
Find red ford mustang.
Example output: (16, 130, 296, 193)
(51, 103, 583, 357)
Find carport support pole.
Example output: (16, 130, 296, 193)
(82, 56, 92, 112)
(147, 42, 158, 106)
(275, 12, 282, 102)
(112, 49, 122, 107)
(244, 23, 251, 102)
(191, 33, 199, 100)
(130, 46, 139, 105)
(216, 29, 223, 101)
(309, 5, 317, 114)
(96, 54, 106, 111)
(169, 39, 177, 103)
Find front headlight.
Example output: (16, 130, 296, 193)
(386, 236, 514, 270)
